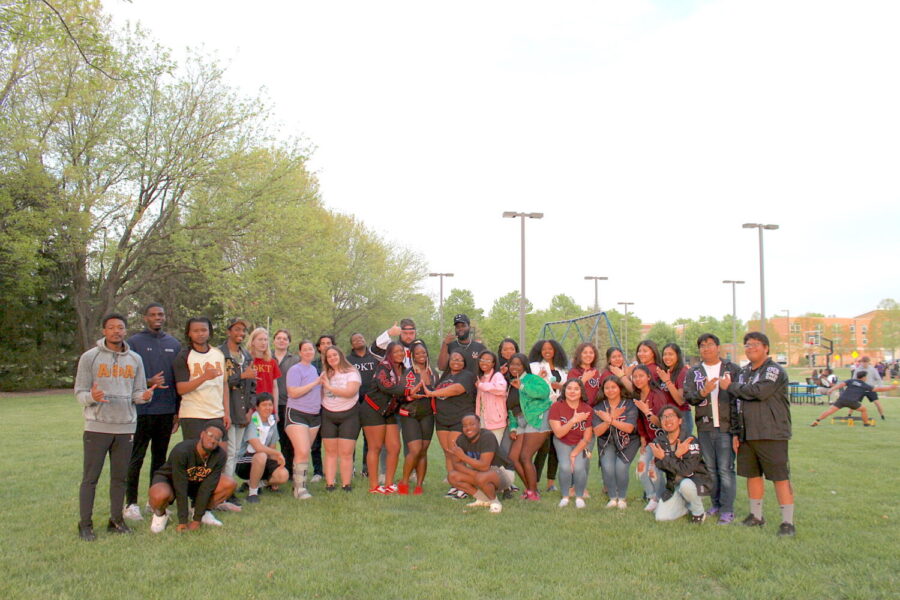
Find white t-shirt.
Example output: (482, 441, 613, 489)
(322, 368, 362, 412)
(704, 361, 722, 427)
(175, 347, 226, 419)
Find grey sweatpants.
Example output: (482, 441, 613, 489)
(80, 431, 133, 527)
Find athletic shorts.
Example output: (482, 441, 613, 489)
(235, 457, 281, 481)
(321, 406, 361, 440)
(180, 417, 226, 441)
(737, 439, 790, 481)
(286, 408, 321, 428)
(832, 397, 862, 410)
(521, 410, 551, 434)
(435, 419, 463, 433)
(359, 401, 397, 427)
(400, 413, 435, 443)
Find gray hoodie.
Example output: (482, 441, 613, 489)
(74, 338, 149, 434)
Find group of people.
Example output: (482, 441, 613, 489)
(74, 305, 798, 540)
(810, 356, 897, 427)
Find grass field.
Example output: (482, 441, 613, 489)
(0, 392, 897, 600)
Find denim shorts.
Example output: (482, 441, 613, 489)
(521, 409, 550, 434)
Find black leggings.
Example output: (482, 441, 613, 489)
(80, 431, 133, 527)
(533, 436, 559, 482)
(277, 404, 294, 476)
(400, 414, 435, 444)
(126, 413, 174, 505)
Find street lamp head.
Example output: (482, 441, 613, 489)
(742, 223, 758, 229)
(526, 212, 544, 219)
(585, 276, 609, 281)
(502, 211, 518, 218)
(722, 280, 746, 284)
(763, 224, 779, 230)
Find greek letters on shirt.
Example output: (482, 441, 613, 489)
(558, 414, 589, 433)
(186, 465, 212, 482)
(191, 361, 223, 379)
(693, 371, 709, 406)
(96, 363, 135, 379)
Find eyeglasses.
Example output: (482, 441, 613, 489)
(744, 343, 764, 349)
(699, 342, 718, 349)
(479, 357, 494, 363)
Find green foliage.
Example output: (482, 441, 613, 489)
(870, 298, 900, 354)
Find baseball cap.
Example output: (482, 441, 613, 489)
(453, 314, 470, 325)
(227, 318, 251, 331)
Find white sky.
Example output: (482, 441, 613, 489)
(104, 0, 900, 324)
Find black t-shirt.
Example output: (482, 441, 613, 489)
(347, 350, 381, 398)
(456, 428, 513, 469)
(433, 369, 476, 426)
(447, 339, 488, 374)
(838, 379, 878, 404)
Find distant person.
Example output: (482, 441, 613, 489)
(284, 340, 323, 499)
(218, 318, 254, 485)
(397, 342, 435, 495)
(853, 356, 888, 419)
(309, 334, 335, 482)
(446, 415, 514, 513)
(74, 313, 155, 541)
(475, 350, 508, 443)
(593, 376, 639, 509)
(650, 407, 711, 523)
(548, 379, 593, 508)
(320, 346, 362, 491)
(272, 329, 299, 475)
(373, 319, 422, 366)
(124, 303, 181, 522)
(148, 423, 236, 532)
(810, 371, 896, 427)
(530, 339, 567, 492)
(346, 332, 381, 477)
(720, 332, 795, 537)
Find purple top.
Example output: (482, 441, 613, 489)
(286, 362, 321, 414)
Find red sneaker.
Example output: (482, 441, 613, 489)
(413, 486, 424, 495)
(385, 483, 398, 494)
(369, 486, 388, 495)
(397, 483, 409, 495)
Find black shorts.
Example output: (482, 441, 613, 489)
(359, 401, 397, 427)
(180, 417, 226, 441)
(737, 439, 790, 481)
(150, 473, 201, 497)
(286, 408, 321, 429)
(833, 397, 862, 410)
(400, 413, 435, 443)
(235, 457, 281, 481)
(434, 420, 463, 433)
(321, 406, 361, 440)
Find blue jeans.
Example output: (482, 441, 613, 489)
(655, 479, 705, 520)
(599, 443, 633, 500)
(553, 437, 589, 498)
(638, 445, 666, 500)
(698, 429, 736, 514)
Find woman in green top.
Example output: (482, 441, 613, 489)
(504, 353, 551, 500)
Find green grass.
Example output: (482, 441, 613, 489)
(0, 393, 897, 600)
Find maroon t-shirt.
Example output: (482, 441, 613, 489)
(548, 400, 593, 446)
(659, 366, 689, 412)
(567, 367, 601, 406)
(636, 388, 668, 443)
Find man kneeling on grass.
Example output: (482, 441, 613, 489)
(235, 393, 289, 502)
(447, 414, 514, 513)
(148, 424, 236, 532)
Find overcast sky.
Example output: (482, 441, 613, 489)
(105, 0, 900, 324)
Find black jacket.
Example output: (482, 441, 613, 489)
(683, 360, 742, 433)
(654, 433, 711, 501)
(219, 343, 256, 427)
(729, 357, 791, 441)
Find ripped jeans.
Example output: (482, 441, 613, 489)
(637, 445, 666, 501)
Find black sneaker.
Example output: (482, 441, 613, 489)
(238, 482, 249, 493)
(78, 524, 96, 542)
(777, 522, 796, 537)
(107, 519, 133, 534)
(246, 494, 261, 504)
(881, 415, 886, 420)
(226, 494, 242, 507)
(342, 485, 353, 493)
(690, 513, 706, 524)
(325, 484, 336, 492)
(740, 514, 766, 527)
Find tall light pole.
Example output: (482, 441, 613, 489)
(617, 301, 633, 359)
(503, 211, 543, 348)
(722, 280, 745, 361)
(742, 223, 779, 335)
(429, 272, 454, 332)
(584, 276, 608, 311)
(781, 308, 791, 366)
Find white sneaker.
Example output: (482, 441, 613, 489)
(575, 498, 586, 509)
(466, 500, 490, 508)
(558, 497, 570, 508)
(644, 499, 659, 512)
(215, 501, 242, 512)
(201, 511, 223, 527)
(617, 498, 628, 509)
(149, 512, 168, 533)
(123, 503, 143, 521)
(606, 499, 618, 508)
(296, 488, 312, 500)
(310, 474, 323, 483)
(489, 500, 503, 513)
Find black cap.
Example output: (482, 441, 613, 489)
(453, 314, 470, 325)
(227, 318, 251, 331)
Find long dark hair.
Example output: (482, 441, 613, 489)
(381, 341, 405, 378)
(497, 338, 520, 358)
(599, 375, 628, 403)
(572, 342, 598, 369)
(605, 347, 625, 368)
(477, 350, 498, 376)
(661, 342, 685, 376)
(506, 353, 532, 379)
(635, 339, 661, 366)
(528, 339, 568, 369)
(562, 378, 588, 403)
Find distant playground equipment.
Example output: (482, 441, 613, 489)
(539, 311, 621, 356)
(802, 331, 835, 368)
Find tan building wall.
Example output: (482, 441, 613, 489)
(767, 313, 884, 366)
